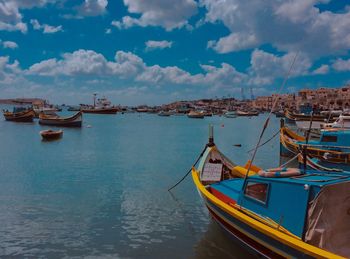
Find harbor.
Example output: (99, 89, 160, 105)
(1, 0, 350, 257)
(0, 107, 281, 258)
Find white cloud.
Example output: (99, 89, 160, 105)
(2, 40, 18, 49)
(145, 40, 173, 51)
(77, 0, 108, 17)
(0, 55, 22, 84)
(248, 49, 312, 85)
(112, 0, 197, 31)
(201, 0, 350, 58)
(105, 28, 111, 34)
(30, 19, 63, 33)
(312, 64, 329, 75)
(333, 58, 350, 72)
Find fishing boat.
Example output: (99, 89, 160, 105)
(284, 109, 337, 124)
(39, 111, 82, 127)
(40, 129, 63, 140)
(192, 126, 350, 258)
(236, 110, 259, 116)
(187, 111, 204, 119)
(3, 108, 35, 122)
(224, 111, 237, 118)
(81, 94, 118, 114)
(280, 125, 350, 164)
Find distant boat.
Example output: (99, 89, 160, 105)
(81, 94, 118, 114)
(236, 110, 259, 116)
(158, 111, 172, 116)
(224, 111, 237, 118)
(67, 105, 81, 111)
(187, 111, 204, 119)
(322, 115, 350, 129)
(40, 129, 63, 141)
(39, 111, 82, 127)
(3, 108, 35, 122)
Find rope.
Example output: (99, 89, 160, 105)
(280, 153, 299, 168)
(246, 129, 280, 153)
(168, 146, 207, 192)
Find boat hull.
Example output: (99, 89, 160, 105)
(82, 108, 118, 114)
(3, 109, 35, 122)
(40, 130, 63, 140)
(39, 112, 82, 127)
(202, 195, 308, 258)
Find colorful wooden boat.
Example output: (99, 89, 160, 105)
(39, 111, 82, 127)
(40, 129, 63, 140)
(3, 108, 35, 122)
(284, 109, 337, 123)
(192, 127, 350, 258)
(280, 125, 350, 164)
(187, 111, 204, 119)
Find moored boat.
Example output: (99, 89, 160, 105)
(39, 111, 82, 127)
(81, 94, 118, 114)
(187, 111, 204, 119)
(3, 108, 35, 122)
(40, 129, 63, 140)
(192, 126, 350, 258)
(236, 110, 259, 116)
(280, 124, 350, 164)
(158, 111, 172, 116)
(224, 111, 237, 118)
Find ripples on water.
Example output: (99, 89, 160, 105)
(0, 110, 281, 258)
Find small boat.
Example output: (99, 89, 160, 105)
(39, 111, 82, 127)
(224, 111, 237, 118)
(192, 126, 350, 258)
(67, 105, 81, 111)
(3, 108, 35, 122)
(158, 111, 172, 116)
(236, 110, 259, 116)
(187, 111, 204, 119)
(40, 129, 63, 140)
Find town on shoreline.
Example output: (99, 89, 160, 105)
(1, 85, 350, 114)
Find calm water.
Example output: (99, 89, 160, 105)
(0, 108, 282, 258)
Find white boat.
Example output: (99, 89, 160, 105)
(322, 115, 350, 129)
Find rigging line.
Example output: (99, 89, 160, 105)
(246, 129, 280, 153)
(167, 146, 207, 192)
(280, 153, 299, 168)
(241, 52, 299, 190)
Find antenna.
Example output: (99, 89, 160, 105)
(241, 88, 246, 100)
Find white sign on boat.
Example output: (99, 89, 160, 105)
(201, 163, 223, 181)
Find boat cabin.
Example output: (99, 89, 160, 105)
(209, 171, 350, 253)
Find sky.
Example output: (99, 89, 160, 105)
(0, 0, 349, 105)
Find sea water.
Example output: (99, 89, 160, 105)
(0, 109, 281, 258)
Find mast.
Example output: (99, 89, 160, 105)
(93, 93, 97, 108)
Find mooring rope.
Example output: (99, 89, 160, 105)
(168, 146, 207, 192)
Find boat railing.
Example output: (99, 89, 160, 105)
(298, 143, 350, 151)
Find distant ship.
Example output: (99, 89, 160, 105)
(81, 94, 118, 114)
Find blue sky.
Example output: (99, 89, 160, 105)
(0, 0, 349, 105)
